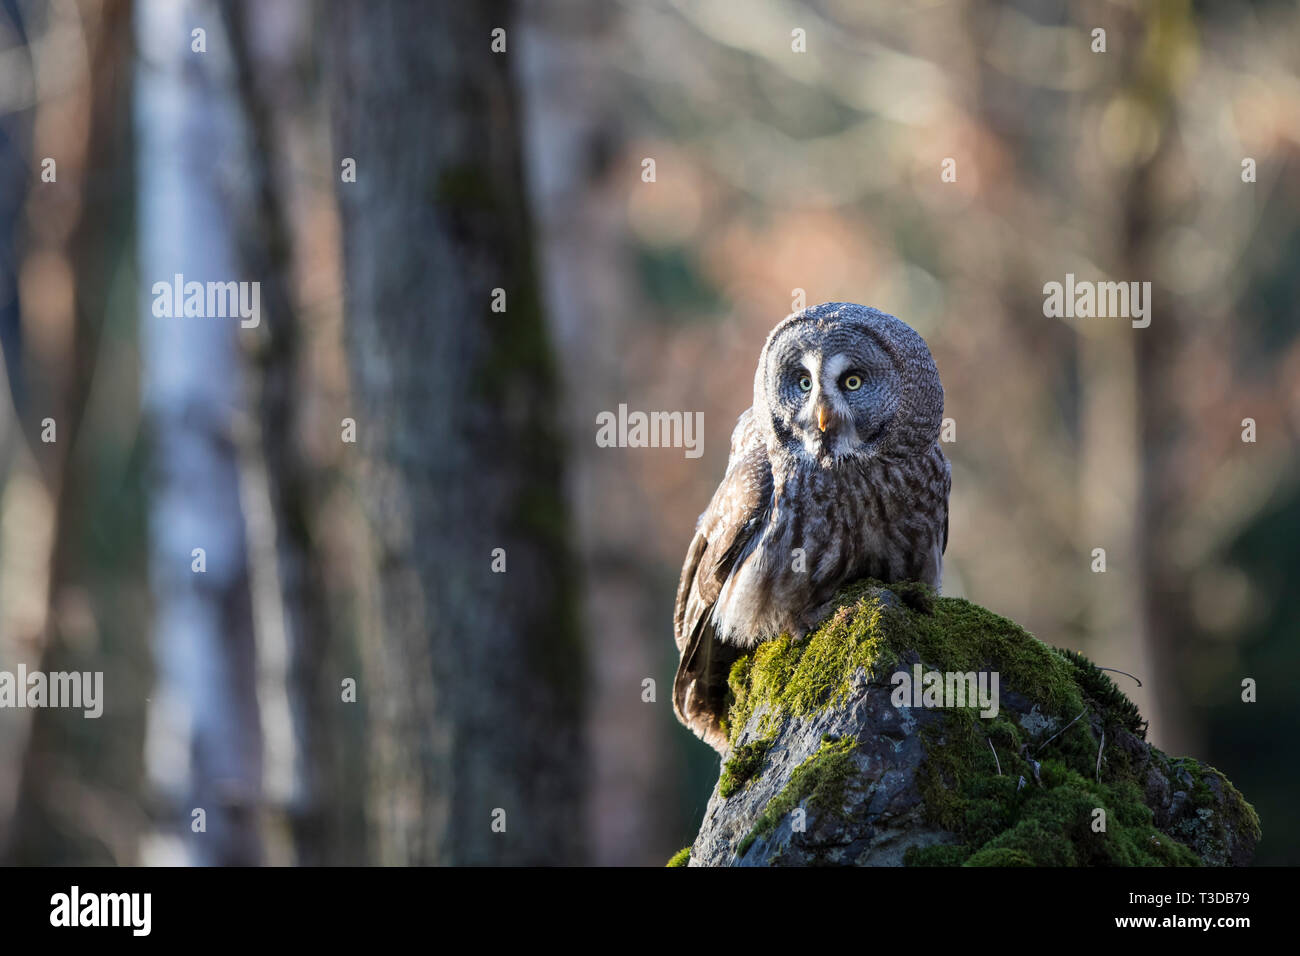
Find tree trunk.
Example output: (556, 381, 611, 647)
(134, 0, 263, 866)
(330, 0, 585, 865)
(4, 0, 151, 866)
(514, 1, 683, 866)
(220, 0, 366, 867)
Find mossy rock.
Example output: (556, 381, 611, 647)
(683, 583, 1260, 867)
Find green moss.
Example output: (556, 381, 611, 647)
(737, 736, 858, 858)
(719, 735, 775, 799)
(723, 581, 1259, 868)
(1055, 647, 1147, 738)
(965, 847, 1036, 867)
(953, 768, 1201, 866)
(725, 581, 1083, 748)
(905, 660, 1209, 866)
(726, 593, 887, 746)
(666, 846, 691, 867)
(884, 586, 1083, 720)
(904, 843, 972, 866)
(908, 660, 1210, 865)
(1163, 757, 1262, 865)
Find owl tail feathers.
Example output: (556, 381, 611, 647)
(673, 624, 742, 754)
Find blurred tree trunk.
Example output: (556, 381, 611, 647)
(134, 0, 263, 866)
(330, 0, 585, 864)
(515, 2, 681, 865)
(1124, 4, 1198, 758)
(0, 2, 30, 461)
(1076, 4, 1194, 756)
(0, 0, 28, 838)
(4, 0, 151, 865)
(220, 0, 368, 865)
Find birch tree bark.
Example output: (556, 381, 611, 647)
(135, 0, 263, 866)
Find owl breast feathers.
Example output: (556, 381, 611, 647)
(672, 302, 950, 752)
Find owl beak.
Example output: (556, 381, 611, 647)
(816, 402, 835, 433)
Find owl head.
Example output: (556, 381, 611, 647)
(753, 302, 943, 467)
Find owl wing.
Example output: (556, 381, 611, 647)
(673, 417, 772, 752)
(940, 445, 951, 555)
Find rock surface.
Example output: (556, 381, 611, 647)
(682, 583, 1260, 867)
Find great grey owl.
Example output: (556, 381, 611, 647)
(673, 302, 950, 752)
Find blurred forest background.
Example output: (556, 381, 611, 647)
(0, 0, 1297, 866)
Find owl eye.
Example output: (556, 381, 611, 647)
(798, 374, 813, 392)
(843, 374, 863, 391)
